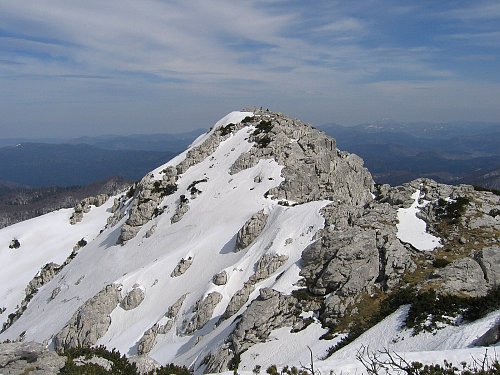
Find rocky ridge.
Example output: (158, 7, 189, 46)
(0, 109, 498, 374)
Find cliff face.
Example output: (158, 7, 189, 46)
(0, 109, 498, 374)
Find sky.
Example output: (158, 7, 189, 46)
(1, 0, 500, 138)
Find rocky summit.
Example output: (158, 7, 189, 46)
(0, 109, 499, 374)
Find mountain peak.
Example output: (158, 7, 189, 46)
(1, 110, 498, 374)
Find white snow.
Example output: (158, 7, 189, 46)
(396, 188, 441, 251)
(0, 198, 115, 324)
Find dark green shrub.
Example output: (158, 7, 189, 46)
(60, 346, 193, 375)
(77, 238, 87, 248)
(126, 185, 136, 199)
(463, 285, 500, 321)
(253, 120, 273, 135)
(220, 123, 235, 136)
(489, 208, 500, 217)
(9, 239, 20, 249)
(432, 258, 451, 268)
(436, 197, 470, 224)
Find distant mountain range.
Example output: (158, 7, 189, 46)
(0, 129, 205, 188)
(1, 121, 499, 191)
(319, 121, 500, 189)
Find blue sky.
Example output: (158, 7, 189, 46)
(1, 0, 500, 137)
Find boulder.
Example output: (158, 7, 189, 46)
(184, 292, 222, 335)
(120, 286, 145, 310)
(53, 284, 121, 351)
(0, 341, 65, 375)
(235, 210, 268, 251)
(171, 257, 193, 277)
(212, 271, 228, 286)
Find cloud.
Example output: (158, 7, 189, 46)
(0, 0, 499, 137)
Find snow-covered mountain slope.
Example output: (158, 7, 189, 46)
(1, 109, 499, 374)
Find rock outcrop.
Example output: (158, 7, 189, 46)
(206, 288, 301, 373)
(70, 194, 109, 225)
(212, 271, 228, 286)
(118, 169, 177, 244)
(221, 254, 288, 320)
(53, 284, 121, 350)
(430, 247, 500, 297)
(235, 210, 268, 251)
(0, 341, 65, 375)
(229, 109, 374, 205)
(120, 285, 145, 310)
(1, 263, 62, 333)
(184, 292, 222, 335)
(171, 257, 193, 277)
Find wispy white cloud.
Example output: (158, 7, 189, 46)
(0, 0, 499, 136)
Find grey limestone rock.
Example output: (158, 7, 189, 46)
(184, 291, 222, 335)
(120, 286, 145, 310)
(229, 110, 374, 206)
(2, 263, 62, 333)
(430, 246, 500, 297)
(118, 172, 177, 244)
(221, 254, 288, 320)
(212, 271, 228, 286)
(249, 254, 288, 283)
(205, 288, 302, 373)
(171, 257, 193, 277)
(235, 210, 268, 251)
(171, 198, 190, 224)
(221, 282, 255, 320)
(145, 224, 157, 238)
(137, 323, 165, 355)
(0, 341, 66, 375)
(300, 197, 415, 325)
(73, 355, 113, 371)
(167, 294, 187, 318)
(230, 288, 300, 356)
(129, 355, 162, 374)
(53, 284, 121, 351)
(70, 195, 109, 225)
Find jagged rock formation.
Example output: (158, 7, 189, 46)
(70, 194, 109, 224)
(118, 169, 177, 243)
(120, 285, 145, 310)
(136, 294, 187, 355)
(212, 271, 228, 286)
(430, 247, 500, 297)
(184, 292, 222, 335)
(0, 341, 65, 375)
(221, 254, 288, 321)
(171, 257, 193, 277)
(235, 210, 268, 251)
(167, 294, 187, 318)
(206, 288, 301, 373)
(171, 195, 190, 223)
(229, 110, 373, 205)
(53, 284, 121, 351)
(1, 263, 62, 333)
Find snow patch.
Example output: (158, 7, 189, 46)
(396, 188, 441, 251)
